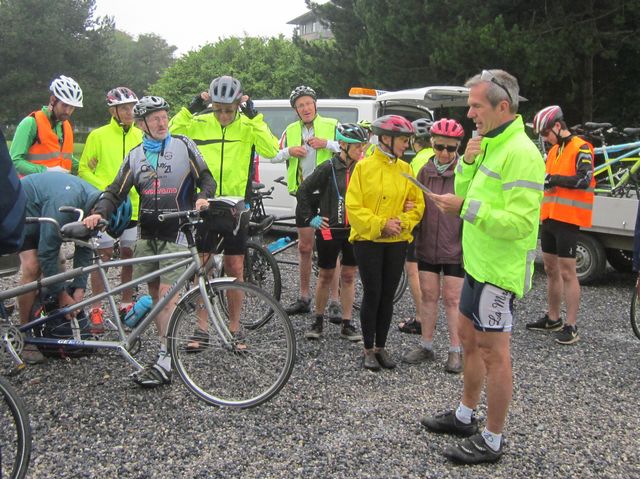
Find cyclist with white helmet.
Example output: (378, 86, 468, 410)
(84, 96, 216, 387)
(345, 115, 425, 371)
(526, 105, 595, 345)
(296, 123, 369, 342)
(78, 87, 144, 329)
(402, 118, 465, 374)
(271, 85, 341, 316)
(10, 75, 83, 176)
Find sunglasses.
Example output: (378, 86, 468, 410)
(433, 144, 458, 153)
(481, 69, 513, 104)
(539, 128, 551, 137)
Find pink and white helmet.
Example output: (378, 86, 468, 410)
(372, 115, 415, 137)
(533, 105, 563, 135)
(106, 87, 138, 107)
(430, 118, 465, 139)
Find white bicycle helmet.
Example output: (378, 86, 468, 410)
(106, 87, 138, 107)
(209, 76, 243, 104)
(49, 75, 83, 108)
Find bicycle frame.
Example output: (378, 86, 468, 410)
(592, 140, 640, 191)
(0, 240, 232, 371)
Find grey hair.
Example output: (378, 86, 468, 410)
(465, 69, 519, 113)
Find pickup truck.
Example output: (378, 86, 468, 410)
(253, 86, 470, 220)
(576, 195, 637, 283)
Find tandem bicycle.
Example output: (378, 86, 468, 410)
(0, 207, 296, 409)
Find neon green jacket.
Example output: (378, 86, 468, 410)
(78, 117, 143, 220)
(170, 108, 279, 197)
(284, 115, 338, 194)
(10, 106, 78, 175)
(346, 146, 424, 243)
(455, 116, 545, 297)
(411, 147, 434, 175)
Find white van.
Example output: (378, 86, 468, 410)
(254, 86, 470, 219)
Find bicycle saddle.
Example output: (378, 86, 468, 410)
(623, 127, 640, 137)
(60, 221, 93, 239)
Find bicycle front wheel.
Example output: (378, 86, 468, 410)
(167, 280, 296, 408)
(0, 376, 32, 479)
(631, 289, 640, 341)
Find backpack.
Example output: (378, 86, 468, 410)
(32, 287, 95, 358)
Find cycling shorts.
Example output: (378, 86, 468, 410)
(418, 261, 465, 278)
(459, 274, 515, 333)
(540, 219, 579, 258)
(315, 232, 357, 269)
(196, 222, 248, 256)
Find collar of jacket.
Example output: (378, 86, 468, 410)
(481, 115, 525, 149)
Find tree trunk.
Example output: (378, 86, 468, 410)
(583, 54, 594, 122)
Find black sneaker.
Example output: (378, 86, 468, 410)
(525, 313, 563, 331)
(326, 301, 343, 324)
(285, 297, 311, 315)
(555, 324, 579, 345)
(305, 318, 323, 340)
(443, 433, 503, 465)
(131, 363, 172, 388)
(340, 322, 362, 342)
(421, 410, 478, 437)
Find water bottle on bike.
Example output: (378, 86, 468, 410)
(266, 236, 292, 253)
(124, 295, 153, 328)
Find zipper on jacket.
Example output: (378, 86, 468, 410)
(219, 127, 226, 196)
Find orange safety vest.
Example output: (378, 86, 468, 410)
(541, 136, 595, 227)
(26, 110, 74, 172)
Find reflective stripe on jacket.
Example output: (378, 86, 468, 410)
(170, 108, 279, 198)
(541, 136, 595, 227)
(455, 116, 545, 298)
(79, 117, 143, 220)
(285, 115, 337, 194)
(26, 110, 73, 172)
(346, 146, 424, 243)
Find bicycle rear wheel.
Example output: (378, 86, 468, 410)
(0, 376, 32, 479)
(243, 240, 282, 301)
(167, 280, 295, 408)
(630, 289, 640, 341)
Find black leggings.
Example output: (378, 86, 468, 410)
(353, 240, 408, 349)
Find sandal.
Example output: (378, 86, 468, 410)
(398, 318, 422, 335)
(230, 329, 248, 354)
(185, 328, 210, 353)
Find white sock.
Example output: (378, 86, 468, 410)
(157, 346, 171, 371)
(420, 339, 433, 350)
(455, 402, 474, 424)
(481, 427, 502, 451)
(449, 345, 462, 353)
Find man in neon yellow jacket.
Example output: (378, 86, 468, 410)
(78, 87, 143, 327)
(170, 76, 279, 348)
(270, 85, 340, 315)
(422, 69, 545, 465)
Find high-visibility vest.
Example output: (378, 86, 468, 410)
(541, 136, 595, 227)
(285, 115, 337, 194)
(26, 110, 73, 172)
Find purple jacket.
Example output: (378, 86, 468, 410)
(414, 158, 463, 265)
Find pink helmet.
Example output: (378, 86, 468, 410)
(106, 87, 138, 107)
(372, 115, 415, 137)
(533, 105, 563, 135)
(430, 118, 464, 139)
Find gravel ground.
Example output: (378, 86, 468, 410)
(2, 250, 640, 479)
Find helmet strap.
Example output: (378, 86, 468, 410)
(378, 137, 396, 159)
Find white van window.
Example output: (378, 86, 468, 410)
(260, 107, 359, 138)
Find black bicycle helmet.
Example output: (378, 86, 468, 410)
(133, 96, 170, 119)
(336, 123, 369, 144)
(209, 76, 243, 104)
(289, 85, 317, 107)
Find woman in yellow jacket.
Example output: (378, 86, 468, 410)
(346, 115, 425, 370)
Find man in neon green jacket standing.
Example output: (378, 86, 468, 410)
(78, 87, 143, 327)
(422, 69, 545, 465)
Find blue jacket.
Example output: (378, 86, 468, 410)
(0, 128, 26, 254)
(22, 173, 101, 294)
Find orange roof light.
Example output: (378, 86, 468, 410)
(349, 87, 379, 99)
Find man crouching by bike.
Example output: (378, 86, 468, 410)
(296, 123, 369, 342)
(84, 96, 216, 388)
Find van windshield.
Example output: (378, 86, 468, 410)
(260, 107, 359, 138)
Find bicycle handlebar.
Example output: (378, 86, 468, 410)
(158, 208, 205, 222)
